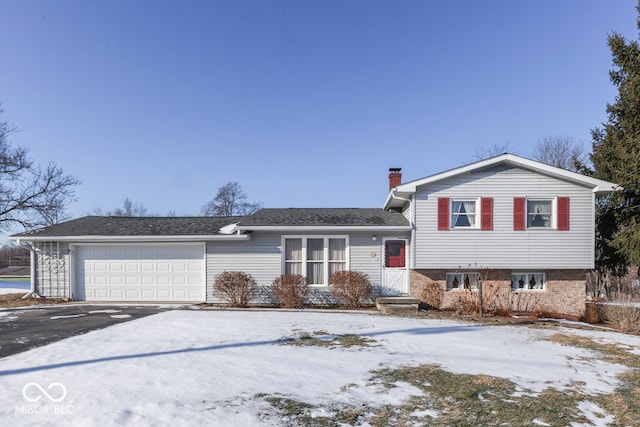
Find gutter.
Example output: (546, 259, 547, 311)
(7, 234, 252, 243)
(235, 226, 412, 232)
(388, 189, 417, 269)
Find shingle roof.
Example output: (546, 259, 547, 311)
(10, 208, 409, 240)
(237, 208, 409, 228)
(11, 216, 244, 237)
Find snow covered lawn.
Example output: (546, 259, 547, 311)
(0, 308, 639, 426)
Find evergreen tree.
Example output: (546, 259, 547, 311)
(591, 2, 640, 270)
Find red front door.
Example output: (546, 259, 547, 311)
(385, 240, 406, 268)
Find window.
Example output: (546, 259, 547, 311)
(514, 197, 570, 230)
(527, 200, 552, 228)
(446, 272, 480, 290)
(284, 238, 302, 275)
(451, 200, 477, 228)
(511, 273, 545, 290)
(282, 236, 348, 285)
(438, 197, 493, 230)
(385, 240, 406, 268)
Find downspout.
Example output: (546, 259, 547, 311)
(389, 189, 416, 295)
(389, 189, 417, 269)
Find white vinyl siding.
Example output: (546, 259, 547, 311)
(205, 231, 399, 302)
(414, 165, 595, 269)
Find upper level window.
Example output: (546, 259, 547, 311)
(439, 197, 492, 231)
(511, 273, 545, 290)
(451, 200, 477, 228)
(514, 197, 570, 231)
(527, 200, 552, 228)
(446, 272, 479, 290)
(283, 236, 348, 286)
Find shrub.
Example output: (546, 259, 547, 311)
(419, 281, 443, 310)
(271, 274, 310, 308)
(213, 271, 258, 307)
(329, 270, 373, 308)
(599, 293, 640, 334)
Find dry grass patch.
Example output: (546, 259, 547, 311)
(0, 293, 67, 308)
(547, 333, 640, 426)
(258, 364, 594, 426)
(279, 331, 376, 349)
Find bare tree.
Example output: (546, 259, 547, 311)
(0, 107, 80, 230)
(531, 135, 587, 172)
(472, 143, 512, 161)
(92, 198, 150, 216)
(201, 182, 262, 217)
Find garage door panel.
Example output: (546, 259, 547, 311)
(77, 244, 205, 302)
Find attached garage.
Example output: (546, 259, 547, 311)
(75, 244, 205, 302)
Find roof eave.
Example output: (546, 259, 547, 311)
(9, 234, 251, 243)
(385, 154, 620, 202)
(236, 225, 411, 232)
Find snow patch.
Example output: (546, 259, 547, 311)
(50, 314, 87, 320)
(0, 310, 634, 426)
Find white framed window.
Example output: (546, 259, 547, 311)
(446, 272, 480, 290)
(527, 199, 553, 228)
(282, 236, 349, 286)
(451, 199, 478, 229)
(511, 273, 545, 290)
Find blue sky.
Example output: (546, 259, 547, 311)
(0, 1, 637, 222)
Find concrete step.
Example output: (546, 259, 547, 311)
(375, 297, 420, 315)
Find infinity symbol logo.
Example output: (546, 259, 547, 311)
(22, 382, 67, 403)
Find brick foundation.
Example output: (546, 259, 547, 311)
(410, 269, 586, 319)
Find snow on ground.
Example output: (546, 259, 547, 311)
(0, 309, 638, 426)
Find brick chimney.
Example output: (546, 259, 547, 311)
(388, 168, 402, 191)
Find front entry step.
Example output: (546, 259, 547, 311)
(375, 297, 420, 315)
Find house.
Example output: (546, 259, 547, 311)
(10, 154, 618, 317)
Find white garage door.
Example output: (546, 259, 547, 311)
(76, 244, 205, 302)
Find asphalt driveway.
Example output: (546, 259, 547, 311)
(0, 305, 171, 358)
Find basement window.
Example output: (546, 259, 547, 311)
(446, 272, 479, 290)
(511, 273, 545, 290)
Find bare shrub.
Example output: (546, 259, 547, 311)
(584, 302, 600, 324)
(419, 281, 443, 310)
(329, 271, 373, 308)
(271, 274, 310, 308)
(453, 290, 479, 314)
(599, 293, 640, 333)
(213, 271, 258, 307)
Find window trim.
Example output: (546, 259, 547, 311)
(450, 198, 480, 230)
(526, 198, 556, 229)
(281, 235, 349, 286)
(511, 272, 546, 291)
(515, 197, 570, 231)
(446, 272, 480, 291)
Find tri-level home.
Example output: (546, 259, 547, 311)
(11, 154, 617, 317)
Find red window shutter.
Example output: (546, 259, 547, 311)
(437, 198, 449, 230)
(481, 198, 493, 230)
(513, 198, 526, 230)
(557, 197, 570, 230)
